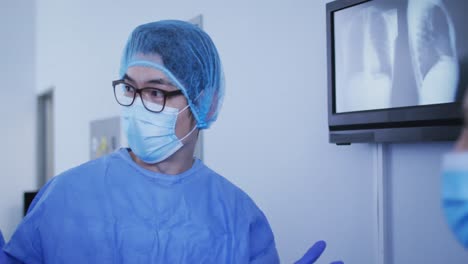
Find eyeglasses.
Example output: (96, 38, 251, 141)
(112, 80, 183, 113)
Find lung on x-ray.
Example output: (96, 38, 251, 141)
(333, 0, 468, 113)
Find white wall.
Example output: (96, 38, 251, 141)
(0, 0, 463, 263)
(0, 1, 36, 240)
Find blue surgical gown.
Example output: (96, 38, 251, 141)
(3, 148, 279, 263)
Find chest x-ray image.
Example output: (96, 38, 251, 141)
(335, 6, 397, 113)
(407, 0, 458, 105)
(333, 0, 468, 114)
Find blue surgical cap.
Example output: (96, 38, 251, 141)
(120, 20, 225, 129)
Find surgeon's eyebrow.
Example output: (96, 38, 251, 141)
(122, 74, 135, 83)
(148, 78, 173, 86)
(123, 74, 173, 86)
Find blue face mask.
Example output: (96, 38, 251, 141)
(442, 152, 468, 248)
(122, 99, 196, 164)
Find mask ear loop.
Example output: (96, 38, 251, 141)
(179, 125, 198, 143)
(178, 104, 191, 114)
(178, 91, 203, 143)
(178, 91, 203, 114)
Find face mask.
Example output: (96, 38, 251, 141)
(441, 152, 468, 248)
(122, 99, 196, 164)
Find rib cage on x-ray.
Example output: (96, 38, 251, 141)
(336, 7, 398, 113)
(407, 0, 459, 105)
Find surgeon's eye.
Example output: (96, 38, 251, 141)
(143, 88, 165, 103)
(150, 89, 164, 99)
(118, 84, 135, 97)
(150, 89, 164, 98)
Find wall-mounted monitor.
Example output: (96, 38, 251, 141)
(327, 0, 468, 144)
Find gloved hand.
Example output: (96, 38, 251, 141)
(295, 240, 344, 264)
(0, 229, 21, 264)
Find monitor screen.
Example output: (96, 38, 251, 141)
(333, 0, 468, 113)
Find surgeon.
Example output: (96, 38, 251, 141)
(442, 84, 468, 248)
(0, 20, 343, 264)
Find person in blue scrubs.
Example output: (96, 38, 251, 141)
(0, 20, 343, 264)
(442, 88, 468, 249)
(1, 20, 279, 263)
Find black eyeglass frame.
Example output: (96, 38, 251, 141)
(112, 79, 183, 113)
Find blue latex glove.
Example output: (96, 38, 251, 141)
(295, 240, 344, 264)
(0, 230, 21, 264)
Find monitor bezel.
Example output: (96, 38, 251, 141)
(326, 0, 463, 144)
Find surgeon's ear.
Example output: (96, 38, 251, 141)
(456, 85, 468, 152)
(463, 95, 468, 127)
(455, 128, 468, 152)
(188, 110, 197, 127)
